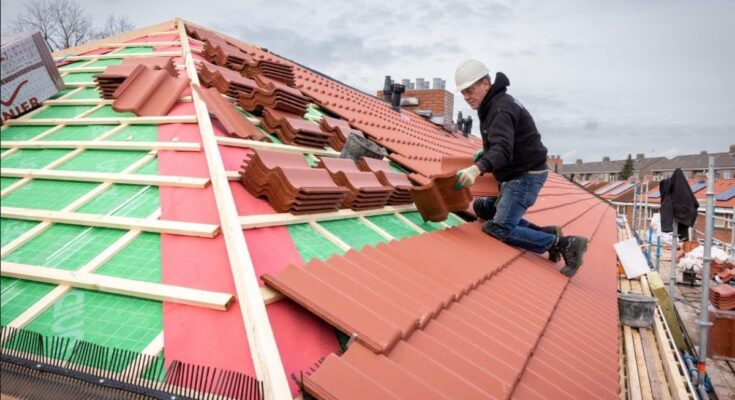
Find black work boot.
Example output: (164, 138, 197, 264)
(539, 225, 563, 262)
(557, 236, 589, 277)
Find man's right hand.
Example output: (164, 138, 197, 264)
(472, 149, 484, 162)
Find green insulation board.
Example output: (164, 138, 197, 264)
(0, 278, 56, 326)
(445, 213, 466, 226)
(2, 149, 72, 169)
(319, 218, 387, 250)
(76, 184, 159, 217)
(49, 88, 75, 99)
(2, 180, 97, 210)
(31, 105, 96, 119)
(62, 73, 97, 84)
(1, 125, 54, 140)
(134, 159, 159, 175)
(67, 87, 101, 100)
(84, 58, 124, 67)
(402, 211, 445, 232)
(113, 46, 154, 54)
(96, 233, 161, 283)
(365, 214, 419, 240)
(108, 125, 159, 141)
(1, 177, 20, 190)
(43, 125, 117, 141)
(54, 150, 148, 173)
(1, 218, 40, 247)
(288, 223, 344, 263)
(58, 61, 89, 70)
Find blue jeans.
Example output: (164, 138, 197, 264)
(473, 171, 556, 254)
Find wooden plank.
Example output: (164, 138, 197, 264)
(42, 96, 193, 106)
(58, 51, 182, 61)
(2, 262, 235, 311)
(620, 329, 628, 400)
(0, 154, 156, 258)
(216, 136, 340, 157)
(63, 82, 96, 87)
(53, 20, 176, 58)
(93, 41, 180, 48)
(647, 272, 686, 351)
(0, 140, 200, 152)
(121, 332, 164, 378)
(262, 286, 283, 305)
(640, 328, 673, 400)
(632, 329, 655, 400)
(1, 168, 208, 188)
(1, 207, 219, 238)
(308, 221, 350, 251)
(625, 325, 644, 400)
(3, 115, 197, 126)
(239, 205, 418, 229)
(1, 125, 65, 161)
(177, 19, 291, 400)
(652, 307, 690, 400)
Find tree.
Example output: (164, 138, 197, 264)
(11, 0, 92, 51)
(94, 14, 135, 39)
(619, 153, 635, 180)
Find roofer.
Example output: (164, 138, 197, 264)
(453, 59, 588, 276)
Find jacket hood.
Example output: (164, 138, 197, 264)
(478, 72, 510, 121)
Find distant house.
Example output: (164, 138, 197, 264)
(650, 146, 735, 180)
(561, 153, 666, 182)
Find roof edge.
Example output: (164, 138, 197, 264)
(52, 19, 178, 58)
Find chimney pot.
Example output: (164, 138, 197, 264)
(390, 83, 405, 112)
(576, 159, 583, 165)
(603, 156, 610, 162)
(700, 150, 707, 155)
(383, 76, 393, 102)
(730, 144, 735, 154)
(636, 153, 644, 159)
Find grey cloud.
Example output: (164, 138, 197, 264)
(583, 120, 600, 130)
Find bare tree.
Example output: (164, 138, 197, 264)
(11, 0, 93, 51)
(95, 14, 136, 39)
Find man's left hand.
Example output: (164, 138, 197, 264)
(454, 165, 480, 190)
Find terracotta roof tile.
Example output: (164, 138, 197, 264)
(94, 57, 176, 99)
(112, 65, 190, 116)
(440, 155, 499, 197)
(410, 172, 472, 222)
(193, 84, 269, 141)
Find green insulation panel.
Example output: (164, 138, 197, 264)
(84, 58, 124, 67)
(113, 46, 154, 54)
(108, 125, 159, 142)
(1, 125, 54, 141)
(87, 105, 135, 118)
(2, 180, 97, 210)
(54, 150, 148, 173)
(43, 125, 117, 141)
(319, 219, 387, 250)
(365, 214, 419, 239)
(2, 149, 72, 168)
(76, 184, 159, 218)
(0, 219, 40, 248)
(96, 233, 161, 283)
(58, 61, 89, 70)
(67, 88, 101, 100)
(402, 211, 445, 232)
(1, 177, 20, 190)
(0, 278, 56, 326)
(49, 88, 75, 99)
(31, 105, 96, 119)
(62, 73, 97, 84)
(445, 213, 466, 227)
(288, 223, 344, 263)
(134, 159, 159, 175)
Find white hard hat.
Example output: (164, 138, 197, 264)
(455, 59, 489, 92)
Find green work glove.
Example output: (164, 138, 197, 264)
(472, 149, 484, 162)
(454, 165, 481, 190)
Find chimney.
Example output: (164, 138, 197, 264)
(408, 82, 415, 89)
(432, 77, 442, 89)
(382, 76, 393, 102)
(456, 111, 464, 132)
(636, 153, 644, 160)
(442, 79, 447, 89)
(401, 78, 410, 87)
(462, 116, 472, 137)
(416, 78, 424, 90)
(576, 159, 583, 165)
(603, 156, 610, 162)
(390, 83, 405, 112)
(700, 150, 707, 155)
(730, 144, 735, 154)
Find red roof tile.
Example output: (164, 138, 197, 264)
(410, 172, 472, 222)
(112, 65, 190, 116)
(193, 84, 269, 141)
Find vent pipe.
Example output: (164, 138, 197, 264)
(383, 76, 393, 102)
(462, 116, 472, 137)
(390, 83, 405, 111)
(456, 111, 464, 132)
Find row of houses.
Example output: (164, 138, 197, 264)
(559, 144, 735, 182)
(577, 178, 735, 252)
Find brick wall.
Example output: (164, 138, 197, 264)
(377, 89, 454, 125)
(547, 156, 563, 173)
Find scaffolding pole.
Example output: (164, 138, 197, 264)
(696, 155, 715, 395)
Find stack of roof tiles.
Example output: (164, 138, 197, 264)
(240, 149, 348, 214)
(239, 76, 310, 116)
(202, 35, 295, 86)
(198, 61, 257, 98)
(261, 108, 331, 148)
(319, 116, 364, 151)
(94, 57, 176, 99)
(710, 285, 735, 311)
(356, 157, 413, 205)
(317, 158, 393, 210)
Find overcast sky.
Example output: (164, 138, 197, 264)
(3, 0, 733, 163)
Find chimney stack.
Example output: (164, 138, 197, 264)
(390, 83, 405, 112)
(416, 78, 424, 90)
(401, 78, 410, 87)
(603, 156, 610, 162)
(383, 76, 393, 103)
(462, 116, 472, 137)
(576, 159, 583, 165)
(730, 144, 735, 154)
(636, 153, 644, 160)
(432, 77, 442, 89)
(700, 150, 707, 155)
(456, 111, 464, 132)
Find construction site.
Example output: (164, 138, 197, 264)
(1, 17, 734, 400)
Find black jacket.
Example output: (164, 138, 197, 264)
(659, 168, 699, 235)
(474, 72, 548, 182)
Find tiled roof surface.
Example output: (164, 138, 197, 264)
(562, 156, 666, 174)
(265, 172, 619, 399)
(193, 84, 269, 141)
(652, 152, 735, 171)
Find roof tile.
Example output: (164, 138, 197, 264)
(112, 64, 190, 116)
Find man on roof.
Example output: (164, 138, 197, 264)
(453, 59, 588, 276)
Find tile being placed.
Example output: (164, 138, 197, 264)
(261, 108, 331, 148)
(357, 157, 413, 205)
(192, 84, 269, 141)
(239, 76, 310, 116)
(410, 171, 472, 222)
(317, 157, 394, 210)
(198, 61, 257, 98)
(112, 65, 190, 116)
(440, 156, 498, 197)
(320, 115, 364, 151)
(94, 56, 176, 99)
